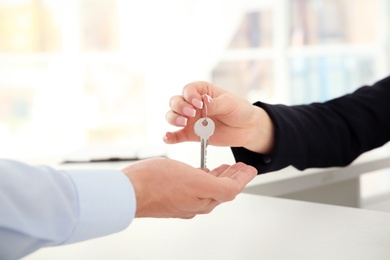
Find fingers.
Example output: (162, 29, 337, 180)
(216, 162, 248, 178)
(177, 81, 223, 117)
(182, 81, 211, 108)
(206, 163, 258, 202)
(166, 81, 233, 130)
(167, 95, 197, 127)
(186, 163, 257, 215)
(208, 163, 257, 182)
(188, 165, 257, 215)
(183, 81, 246, 116)
(165, 93, 209, 127)
(164, 82, 219, 144)
(230, 164, 258, 189)
(170, 81, 212, 115)
(211, 162, 255, 178)
(209, 164, 231, 177)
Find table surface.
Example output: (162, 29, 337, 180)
(24, 193, 390, 260)
(244, 152, 390, 196)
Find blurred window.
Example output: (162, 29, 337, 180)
(0, 0, 388, 160)
(0, 0, 145, 159)
(213, 0, 385, 105)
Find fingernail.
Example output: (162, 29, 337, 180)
(191, 98, 203, 109)
(183, 107, 196, 117)
(163, 134, 168, 142)
(204, 94, 212, 104)
(176, 116, 188, 126)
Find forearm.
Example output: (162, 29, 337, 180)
(233, 76, 390, 173)
(0, 159, 135, 259)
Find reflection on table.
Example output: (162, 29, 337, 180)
(25, 194, 390, 260)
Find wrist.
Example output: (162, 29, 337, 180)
(122, 167, 145, 218)
(244, 106, 275, 154)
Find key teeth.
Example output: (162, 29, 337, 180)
(205, 147, 207, 168)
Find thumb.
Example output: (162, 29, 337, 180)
(163, 128, 199, 144)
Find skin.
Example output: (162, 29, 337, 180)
(123, 157, 257, 219)
(164, 81, 275, 154)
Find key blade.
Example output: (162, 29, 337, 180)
(200, 138, 207, 169)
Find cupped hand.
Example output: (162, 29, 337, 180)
(122, 157, 257, 219)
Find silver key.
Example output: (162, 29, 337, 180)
(194, 117, 215, 169)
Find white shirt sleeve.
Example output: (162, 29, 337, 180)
(0, 159, 136, 260)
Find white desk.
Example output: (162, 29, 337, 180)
(244, 153, 390, 207)
(24, 194, 390, 260)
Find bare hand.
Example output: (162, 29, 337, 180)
(164, 81, 274, 154)
(122, 157, 257, 219)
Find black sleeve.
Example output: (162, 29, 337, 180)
(232, 76, 390, 174)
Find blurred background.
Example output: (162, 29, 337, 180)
(0, 0, 389, 171)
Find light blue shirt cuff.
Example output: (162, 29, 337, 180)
(64, 169, 136, 244)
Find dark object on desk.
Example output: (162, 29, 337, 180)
(63, 157, 138, 164)
(61, 145, 167, 164)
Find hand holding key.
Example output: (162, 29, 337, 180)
(164, 81, 275, 155)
